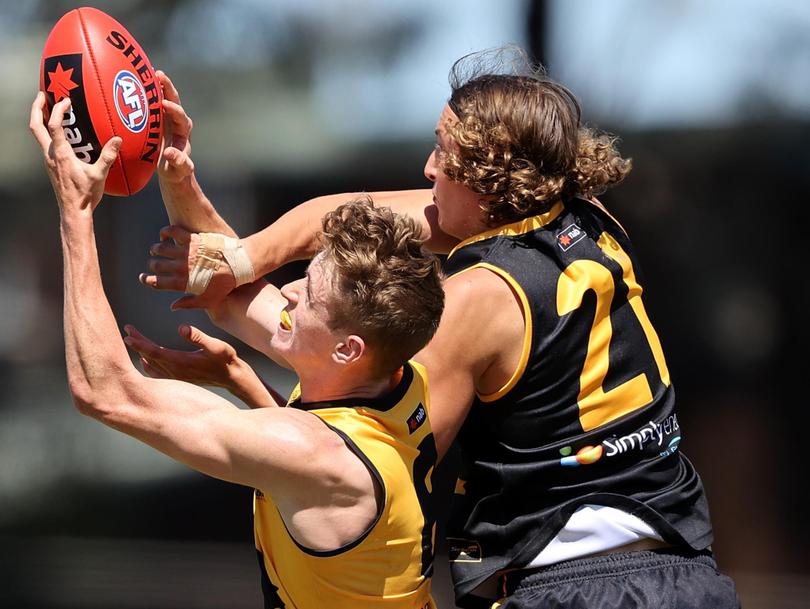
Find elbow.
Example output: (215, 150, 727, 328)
(67, 369, 137, 421)
(68, 378, 100, 418)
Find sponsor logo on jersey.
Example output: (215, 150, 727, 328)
(556, 223, 587, 251)
(113, 70, 148, 132)
(448, 538, 482, 562)
(559, 414, 681, 466)
(559, 444, 603, 466)
(407, 403, 427, 434)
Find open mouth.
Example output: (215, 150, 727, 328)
(279, 309, 292, 331)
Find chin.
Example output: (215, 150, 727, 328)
(269, 336, 287, 355)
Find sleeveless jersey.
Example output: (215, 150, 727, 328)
(254, 361, 438, 609)
(442, 198, 714, 607)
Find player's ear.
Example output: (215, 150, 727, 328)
(332, 335, 365, 365)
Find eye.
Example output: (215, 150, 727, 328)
(433, 143, 447, 162)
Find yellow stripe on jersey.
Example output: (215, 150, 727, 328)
(597, 232, 670, 386)
(449, 263, 534, 403)
(447, 201, 565, 259)
(254, 361, 437, 609)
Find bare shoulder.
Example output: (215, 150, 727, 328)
(246, 406, 381, 550)
(445, 265, 518, 300)
(445, 266, 524, 333)
(415, 266, 525, 456)
(243, 406, 368, 491)
(423, 266, 524, 371)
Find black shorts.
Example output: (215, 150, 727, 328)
(495, 549, 740, 609)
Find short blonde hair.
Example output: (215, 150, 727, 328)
(319, 198, 445, 375)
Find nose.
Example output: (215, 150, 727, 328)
(424, 147, 438, 182)
(280, 278, 303, 304)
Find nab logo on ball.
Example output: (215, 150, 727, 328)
(40, 7, 164, 195)
(113, 70, 148, 133)
(43, 53, 102, 165)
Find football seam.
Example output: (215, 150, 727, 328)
(76, 8, 131, 195)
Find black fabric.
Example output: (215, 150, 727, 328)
(443, 199, 715, 605)
(496, 549, 740, 609)
(289, 362, 414, 413)
(256, 550, 286, 609)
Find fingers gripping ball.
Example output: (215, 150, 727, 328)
(40, 7, 163, 196)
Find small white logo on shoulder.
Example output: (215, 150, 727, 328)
(557, 223, 586, 251)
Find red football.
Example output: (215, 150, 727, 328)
(40, 7, 163, 196)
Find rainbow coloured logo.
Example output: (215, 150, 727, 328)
(559, 444, 604, 467)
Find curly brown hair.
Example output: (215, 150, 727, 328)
(442, 47, 632, 226)
(318, 197, 445, 376)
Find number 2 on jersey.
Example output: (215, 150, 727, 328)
(557, 232, 670, 432)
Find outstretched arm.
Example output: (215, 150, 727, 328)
(241, 189, 460, 277)
(148, 77, 458, 301)
(29, 93, 362, 501)
(156, 72, 460, 262)
(142, 189, 459, 310)
(147, 81, 460, 359)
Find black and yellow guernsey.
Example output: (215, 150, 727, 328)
(254, 361, 437, 609)
(443, 198, 713, 607)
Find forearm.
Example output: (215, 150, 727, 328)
(159, 174, 236, 236)
(227, 362, 283, 408)
(207, 281, 291, 369)
(243, 193, 354, 275)
(242, 189, 456, 276)
(60, 212, 137, 411)
(59, 211, 274, 468)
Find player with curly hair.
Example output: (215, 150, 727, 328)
(138, 47, 739, 608)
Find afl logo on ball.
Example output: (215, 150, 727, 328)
(113, 70, 148, 132)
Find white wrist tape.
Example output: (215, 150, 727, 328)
(186, 232, 255, 295)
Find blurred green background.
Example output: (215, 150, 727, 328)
(1, 1, 809, 608)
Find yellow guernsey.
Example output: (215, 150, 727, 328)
(255, 361, 437, 609)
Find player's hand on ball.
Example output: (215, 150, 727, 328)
(124, 323, 244, 388)
(157, 70, 194, 184)
(30, 94, 122, 213)
(140, 225, 238, 310)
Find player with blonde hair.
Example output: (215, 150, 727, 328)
(31, 91, 445, 609)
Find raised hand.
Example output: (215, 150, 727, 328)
(123, 323, 278, 407)
(156, 70, 194, 185)
(139, 225, 239, 310)
(29, 93, 122, 214)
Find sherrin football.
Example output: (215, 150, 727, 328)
(40, 7, 163, 196)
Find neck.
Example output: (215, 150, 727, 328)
(298, 367, 403, 404)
